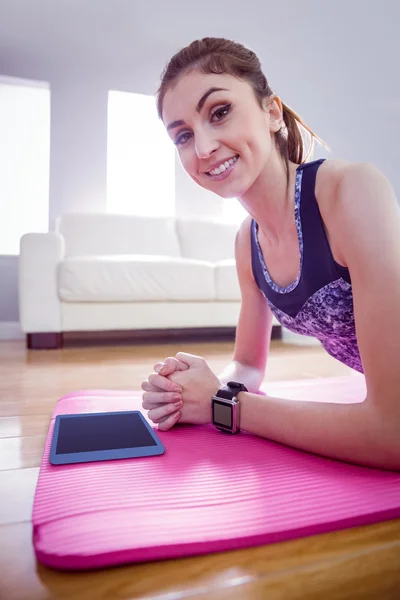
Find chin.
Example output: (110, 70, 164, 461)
(202, 177, 252, 199)
(192, 172, 252, 199)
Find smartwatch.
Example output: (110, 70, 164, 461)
(211, 381, 248, 434)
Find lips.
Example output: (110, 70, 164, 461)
(205, 155, 239, 176)
(204, 156, 239, 182)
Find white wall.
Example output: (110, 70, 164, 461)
(0, 256, 19, 323)
(48, 80, 108, 228)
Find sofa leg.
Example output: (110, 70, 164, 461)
(271, 325, 282, 340)
(27, 333, 63, 350)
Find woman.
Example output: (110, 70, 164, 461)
(141, 37, 400, 470)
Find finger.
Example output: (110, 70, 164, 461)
(141, 380, 161, 393)
(154, 358, 176, 375)
(175, 352, 204, 367)
(141, 376, 182, 393)
(155, 357, 190, 376)
(142, 390, 181, 409)
(148, 401, 183, 423)
(148, 372, 182, 392)
(157, 410, 181, 432)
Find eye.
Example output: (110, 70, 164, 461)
(174, 131, 193, 146)
(210, 103, 232, 122)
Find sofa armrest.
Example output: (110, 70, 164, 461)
(19, 232, 65, 333)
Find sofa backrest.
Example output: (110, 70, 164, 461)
(55, 213, 181, 258)
(176, 218, 238, 262)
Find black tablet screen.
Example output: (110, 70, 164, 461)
(56, 413, 157, 454)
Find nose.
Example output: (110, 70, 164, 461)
(194, 130, 219, 160)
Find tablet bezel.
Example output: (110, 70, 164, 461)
(49, 410, 165, 465)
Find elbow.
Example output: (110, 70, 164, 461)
(234, 361, 265, 393)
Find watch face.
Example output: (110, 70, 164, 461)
(213, 400, 232, 428)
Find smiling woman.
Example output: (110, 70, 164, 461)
(140, 37, 400, 471)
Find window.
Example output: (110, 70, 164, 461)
(0, 77, 50, 255)
(221, 198, 248, 224)
(107, 91, 175, 217)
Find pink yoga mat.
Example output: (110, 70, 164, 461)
(32, 375, 400, 570)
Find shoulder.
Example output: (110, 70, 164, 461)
(315, 158, 359, 208)
(315, 158, 395, 214)
(235, 215, 256, 280)
(235, 215, 253, 251)
(314, 159, 398, 262)
(315, 159, 399, 265)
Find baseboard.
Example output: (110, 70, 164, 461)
(63, 325, 281, 347)
(0, 321, 24, 340)
(25, 324, 282, 349)
(0, 324, 283, 347)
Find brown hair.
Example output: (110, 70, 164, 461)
(157, 37, 327, 181)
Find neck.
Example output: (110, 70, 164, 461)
(238, 150, 299, 243)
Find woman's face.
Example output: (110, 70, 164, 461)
(162, 71, 281, 199)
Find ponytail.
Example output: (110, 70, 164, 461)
(276, 102, 328, 181)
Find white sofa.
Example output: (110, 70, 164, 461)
(19, 213, 280, 349)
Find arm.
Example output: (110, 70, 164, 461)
(218, 217, 273, 391)
(238, 163, 400, 470)
(141, 217, 272, 427)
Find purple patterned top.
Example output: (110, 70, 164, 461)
(250, 159, 363, 373)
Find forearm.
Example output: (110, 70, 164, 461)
(218, 361, 264, 393)
(238, 392, 400, 470)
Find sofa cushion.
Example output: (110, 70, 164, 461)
(176, 219, 238, 262)
(58, 255, 215, 302)
(56, 214, 181, 258)
(215, 259, 241, 301)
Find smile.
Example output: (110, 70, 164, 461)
(206, 155, 239, 179)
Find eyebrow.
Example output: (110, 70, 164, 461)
(166, 87, 229, 131)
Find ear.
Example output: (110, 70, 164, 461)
(266, 95, 284, 133)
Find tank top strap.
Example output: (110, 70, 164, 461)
(250, 159, 351, 318)
(297, 159, 350, 285)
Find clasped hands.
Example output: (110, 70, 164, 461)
(141, 353, 221, 431)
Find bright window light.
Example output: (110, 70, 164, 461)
(222, 198, 248, 224)
(0, 77, 50, 255)
(107, 91, 175, 216)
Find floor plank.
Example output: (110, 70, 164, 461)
(0, 467, 39, 525)
(0, 338, 398, 600)
(0, 415, 50, 438)
(1, 520, 399, 600)
(0, 436, 47, 470)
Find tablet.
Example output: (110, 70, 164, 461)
(49, 411, 165, 465)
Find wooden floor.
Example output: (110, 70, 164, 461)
(1, 338, 399, 600)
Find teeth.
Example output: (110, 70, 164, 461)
(209, 156, 237, 176)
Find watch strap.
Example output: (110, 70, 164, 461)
(215, 381, 248, 400)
